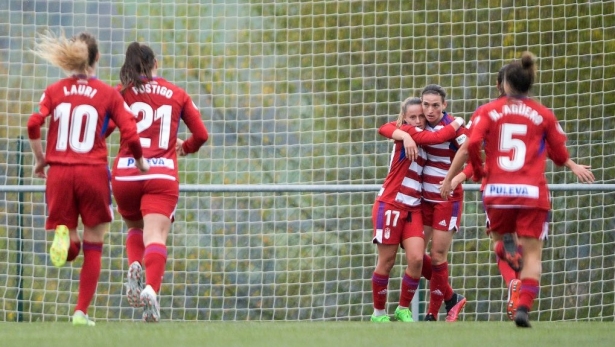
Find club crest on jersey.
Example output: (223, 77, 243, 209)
(384, 227, 391, 239)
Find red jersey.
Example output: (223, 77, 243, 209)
(112, 77, 208, 182)
(27, 76, 142, 165)
(376, 121, 458, 209)
(467, 96, 569, 210)
(422, 112, 469, 202)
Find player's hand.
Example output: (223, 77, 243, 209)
(33, 158, 47, 179)
(402, 134, 418, 161)
(439, 179, 453, 200)
(135, 157, 150, 173)
(570, 163, 595, 183)
(176, 139, 187, 157)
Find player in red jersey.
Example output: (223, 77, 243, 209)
(441, 64, 594, 321)
(418, 84, 469, 322)
(370, 97, 465, 322)
(27, 31, 148, 326)
(110, 42, 209, 322)
(467, 51, 594, 327)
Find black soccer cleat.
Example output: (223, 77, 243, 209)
(514, 306, 531, 328)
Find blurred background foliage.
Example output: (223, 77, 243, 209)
(0, 0, 613, 322)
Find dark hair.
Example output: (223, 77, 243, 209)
(397, 97, 422, 127)
(77, 32, 98, 68)
(119, 42, 156, 92)
(496, 64, 509, 95)
(504, 51, 536, 95)
(421, 84, 446, 102)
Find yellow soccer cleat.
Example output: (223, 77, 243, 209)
(49, 225, 70, 267)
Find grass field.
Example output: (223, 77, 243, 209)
(2, 321, 613, 347)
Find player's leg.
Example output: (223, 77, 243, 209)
(71, 165, 114, 327)
(139, 179, 178, 322)
(490, 230, 521, 320)
(513, 209, 548, 328)
(45, 165, 81, 267)
(370, 201, 403, 322)
(396, 210, 424, 322)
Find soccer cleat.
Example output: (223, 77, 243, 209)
(49, 225, 70, 268)
(125, 261, 144, 307)
(424, 313, 437, 321)
(394, 307, 414, 322)
(502, 233, 523, 272)
(507, 279, 522, 321)
(514, 306, 531, 328)
(141, 285, 160, 322)
(370, 314, 391, 322)
(72, 310, 95, 327)
(445, 293, 467, 322)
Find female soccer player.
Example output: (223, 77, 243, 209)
(419, 84, 469, 321)
(440, 64, 594, 321)
(466, 51, 593, 327)
(111, 42, 209, 322)
(370, 97, 465, 322)
(27, 31, 148, 326)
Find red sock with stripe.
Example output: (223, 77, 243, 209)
(143, 243, 168, 293)
(399, 273, 420, 307)
(126, 228, 145, 265)
(74, 241, 102, 313)
(371, 272, 389, 310)
(67, 241, 81, 262)
(518, 278, 539, 310)
(428, 262, 452, 316)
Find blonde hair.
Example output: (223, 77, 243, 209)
(31, 30, 98, 75)
(396, 97, 422, 127)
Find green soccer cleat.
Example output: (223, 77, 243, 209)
(370, 314, 391, 322)
(72, 310, 95, 327)
(49, 225, 70, 268)
(394, 307, 414, 322)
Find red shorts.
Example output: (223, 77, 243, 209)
(45, 164, 112, 230)
(372, 201, 423, 245)
(485, 208, 549, 240)
(112, 178, 179, 221)
(422, 199, 462, 232)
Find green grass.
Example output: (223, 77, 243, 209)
(1, 321, 613, 347)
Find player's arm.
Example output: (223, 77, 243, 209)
(400, 117, 465, 146)
(545, 124, 594, 183)
(27, 92, 51, 178)
(109, 93, 149, 173)
(178, 96, 209, 156)
(378, 121, 418, 161)
(467, 116, 490, 182)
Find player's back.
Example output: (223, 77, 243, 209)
(41, 76, 125, 165)
(476, 97, 566, 209)
(118, 77, 187, 159)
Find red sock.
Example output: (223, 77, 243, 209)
(428, 262, 451, 316)
(371, 272, 389, 310)
(494, 241, 505, 259)
(126, 228, 145, 265)
(421, 254, 432, 280)
(518, 278, 539, 310)
(399, 273, 420, 307)
(67, 241, 81, 262)
(497, 257, 518, 286)
(143, 243, 167, 293)
(74, 241, 102, 313)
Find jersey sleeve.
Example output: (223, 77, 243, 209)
(378, 121, 400, 138)
(410, 124, 458, 145)
(180, 95, 209, 154)
(27, 91, 52, 139)
(467, 112, 490, 181)
(109, 91, 143, 160)
(543, 114, 569, 167)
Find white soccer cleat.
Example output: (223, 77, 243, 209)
(125, 261, 144, 307)
(140, 285, 160, 323)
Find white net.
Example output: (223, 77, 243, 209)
(0, 1, 613, 322)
